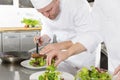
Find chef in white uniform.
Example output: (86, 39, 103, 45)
(91, 0, 120, 79)
(30, 0, 101, 74)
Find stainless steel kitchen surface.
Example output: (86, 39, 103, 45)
(0, 60, 45, 80)
(0, 0, 13, 5)
(2, 32, 20, 52)
(0, 59, 76, 80)
(0, 33, 2, 52)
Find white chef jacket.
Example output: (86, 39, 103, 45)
(37, 0, 101, 68)
(91, 0, 120, 73)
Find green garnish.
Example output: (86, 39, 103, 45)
(38, 59, 63, 80)
(29, 57, 46, 67)
(75, 66, 112, 80)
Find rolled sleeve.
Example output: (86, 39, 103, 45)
(72, 31, 102, 53)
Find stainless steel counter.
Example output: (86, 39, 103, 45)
(0, 59, 76, 80)
(0, 59, 45, 80)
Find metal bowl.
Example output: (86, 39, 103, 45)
(0, 51, 31, 63)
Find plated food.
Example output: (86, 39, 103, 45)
(38, 64, 64, 80)
(20, 53, 46, 69)
(21, 60, 46, 69)
(30, 71, 74, 80)
(30, 59, 74, 80)
(75, 66, 112, 80)
(29, 64, 74, 80)
(29, 53, 46, 67)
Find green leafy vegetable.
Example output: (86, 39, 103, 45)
(38, 59, 63, 80)
(75, 66, 112, 80)
(29, 57, 46, 67)
(21, 18, 41, 27)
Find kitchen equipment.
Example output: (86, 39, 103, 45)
(36, 31, 40, 54)
(53, 34, 57, 43)
(0, 51, 31, 63)
(36, 39, 39, 54)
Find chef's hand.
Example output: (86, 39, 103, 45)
(46, 50, 69, 66)
(40, 43, 61, 54)
(114, 65, 120, 80)
(33, 34, 51, 46)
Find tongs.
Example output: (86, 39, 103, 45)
(36, 31, 40, 54)
(36, 39, 39, 54)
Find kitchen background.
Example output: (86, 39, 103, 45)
(0, 0, 39, 27)
(0, 1, 110, 80)
(0, 0, 107, 69)
(0, 0, 94, 27)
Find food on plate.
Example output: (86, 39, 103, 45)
(75, 66, 112, 80)
(38, 59, 64, 80)
(29, 53, 46, 67)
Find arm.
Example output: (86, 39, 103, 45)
(114, 65, 120, 80)
(66, 42, 86, 57)
(40, 40, 73, 54)
(72, 1, 102, 53)
(53, 40, 73, 50)
(46, 42, 86, 66)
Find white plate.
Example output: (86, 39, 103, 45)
(29, 71, 74, 80)
(20, 60, 46, 69)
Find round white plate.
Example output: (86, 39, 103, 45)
(29, 71, 74, 80)
(20, 60, 46, 69)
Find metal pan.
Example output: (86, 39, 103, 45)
(0, 51, 31, 63)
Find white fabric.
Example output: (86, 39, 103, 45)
(30, 0, 52, 9)
(31, 0, 102, 69)
(91, 0, 120, 73)
(58, 62, 78, 75)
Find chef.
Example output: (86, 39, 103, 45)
(30, 0, 101, 74)
(91, 0, 120, 79)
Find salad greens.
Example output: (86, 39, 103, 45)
(29, 57, 46, 67)
(38, 59, 64, 80)
(21, 18, 41, 27)
(75, 66, 112, 80)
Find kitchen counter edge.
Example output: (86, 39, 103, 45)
(0, 27, 42, 32)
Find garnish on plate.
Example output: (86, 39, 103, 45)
(75, 66, 112, 80)
(29, 53, 46, 67)
(38, 59, 64, 80)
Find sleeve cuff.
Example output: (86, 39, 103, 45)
(71, 32, 102, 53)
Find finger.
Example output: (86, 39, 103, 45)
(46, 54, 52, 66)
(40, 47, 51, 54)
(39, 52, 44, 55)
(116, 72, 120, 80)
(42, 48, 52, 54)
(114, 65, 120, 75)
(46, 50, 57, 66)
(38, 38, 42, 46)
(40, 46, 52, 54)
(33, 37, 37, 44)
(48, 56, 52, 66)
(55, 59, 61, 67)
(39, 37, 43, 44)
(46, 55, 49, 66)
